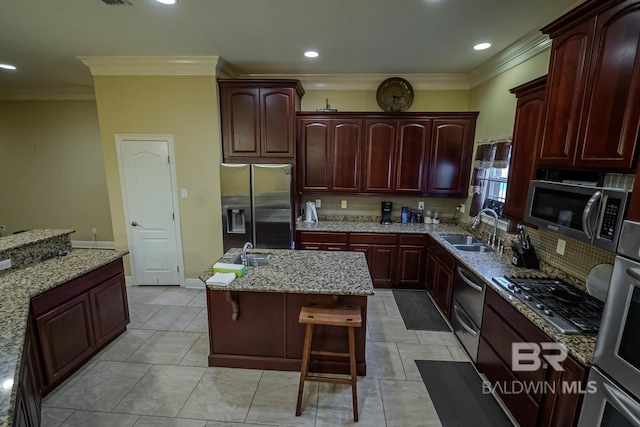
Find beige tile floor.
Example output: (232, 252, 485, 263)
(41, 286, 495, 427)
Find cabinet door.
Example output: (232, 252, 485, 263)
(221, 87, 260, 158)
(370, 245, 397, 288)
(539, 18, 596, 166)
(260, 88, 295, 157)
(89, 273, 129, 348)
(434, 264, 453, 318)
(425, 249, 437, 294)
(539, 355, 587, 427)
(299, 119, 331, 191)
(36, 293, 95, 384)
(17, 319, 42, 427)
(332, 119, 363, 192)
(427, 119, 474, 196)
(397, 246, 425, 288)
(395, 120, 431, 193)
(504, 77, 547, 223)
(363, 120, 396, 192)
(576, 2, 640, 169)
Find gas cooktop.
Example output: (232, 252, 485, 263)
(492, 276, 604, 334)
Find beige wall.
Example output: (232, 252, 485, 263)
(0, 100, 113, 241)
(92, 76, 223, 279)
(302, 89, 470, 112)
(470, 50, 551, 141)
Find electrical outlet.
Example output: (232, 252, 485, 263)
(556, 239, 566, 255)
(92, 228, 97, 236)
(315, 199, 322, 208)
(181, 188, 188, 198)
(0, 259, 12, 271)
(341, 200, 347, 209)
(459, 204, 465, 214)
(0, 225, 5, 231)
(418, 201, 424, 210)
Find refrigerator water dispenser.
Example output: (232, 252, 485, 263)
(227, 209, 246, 234)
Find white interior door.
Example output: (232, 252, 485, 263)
(117, 136, 182, 285)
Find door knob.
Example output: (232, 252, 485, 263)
(131, 221, 140, 226)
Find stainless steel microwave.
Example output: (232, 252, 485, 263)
(524, 180, 630, 252)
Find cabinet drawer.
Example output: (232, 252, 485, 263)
(484, 287, 549, 343)
(398, 234, 425, 245)
(350, 233, 396, 245)
(299, 231, 347, 244)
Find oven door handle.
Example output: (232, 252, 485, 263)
(453, 304, 478, 336)
(456, 267, 483, 292)
(582, 191, 601, 240)
(602, 381, 640, 425)
(627, 267, 640, 282)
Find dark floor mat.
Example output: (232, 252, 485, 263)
(392, 289, 450, 331)
(416, 360, 514, 427)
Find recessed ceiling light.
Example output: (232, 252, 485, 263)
(474, 43, 492, 51)
(155, 0, 177, 4)
(0, 63, 17, 70)
(304, 51, 319, 58)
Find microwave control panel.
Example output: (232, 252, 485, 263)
(599, 198, 621, 240)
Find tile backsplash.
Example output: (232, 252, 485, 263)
(300, 193, 467, 222)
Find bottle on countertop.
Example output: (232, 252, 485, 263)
(433, 211, 440, 224)
(424, 210, 433, 224)
(401, 207, 409, 224)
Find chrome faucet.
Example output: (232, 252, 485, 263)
(242, 242, 253, 266)
(472, 208, 499, 247)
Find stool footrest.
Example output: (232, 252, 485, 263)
(305, 375, 353, 385)
(310, 350, 350, 358)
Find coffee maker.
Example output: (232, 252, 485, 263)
(381, 201, 392, 224)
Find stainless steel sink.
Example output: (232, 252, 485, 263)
(232, 253, 270, 266)
(453, 244, 495, 253)
(440, 234, 484, 245)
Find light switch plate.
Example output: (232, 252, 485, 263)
(556, 239, 566, 255)
(181, 188, 188, 198)
(0, 259, 12, 270)
(341, 200, 347, 209)
(315, 199, 322, 208)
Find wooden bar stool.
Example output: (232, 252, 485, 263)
(295, 304, 362, 422)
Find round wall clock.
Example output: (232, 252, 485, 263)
(376, 77, 414, 112)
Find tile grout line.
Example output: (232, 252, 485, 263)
(242, 369, 265, 424)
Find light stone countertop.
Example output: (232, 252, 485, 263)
(1, 248, 128, 427)
(200, 248, 374, 296)
(0, 229, 74, 253)
(295, 220, 597, 367)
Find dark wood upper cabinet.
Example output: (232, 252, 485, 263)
(363, 120, 397, 192)
(395, 120, 431, 193)
(219, 79, 304, 163)
(539, 0, 640, 170)
(298, 117, 363, 192)
(503, 76, 547, 224)
(628, 171, 640, 221)
(297, 112, 477, 196)
(426, 118, 476, 197)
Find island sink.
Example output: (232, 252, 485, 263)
(232, 253, 271, 266)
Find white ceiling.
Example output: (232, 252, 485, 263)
(0, 0, 582, 89)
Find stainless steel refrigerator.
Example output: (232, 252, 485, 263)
(220, 163, 293, 252)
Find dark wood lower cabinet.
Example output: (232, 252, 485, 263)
(424, 235, 455, 317)
(14, 259, 129, 427)
(478, 287, 587, 427)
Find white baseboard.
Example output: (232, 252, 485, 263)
(184, 278, 205, 289)
(125, 275, 135, 286)
(72, 240, 116, 249)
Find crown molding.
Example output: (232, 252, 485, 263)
(469, 29, 551, 88)
(78, 56, 221, 76)
(0, 86, 96, 100)
(241, 73, 471, 91)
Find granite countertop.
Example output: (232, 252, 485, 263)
(0, 229, 74, 253)
(296, 220, 597, 366)
(0, 248, 128, 427)
(200, 248, 375, 296)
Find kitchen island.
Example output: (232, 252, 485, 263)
(199, 249, 374, 375)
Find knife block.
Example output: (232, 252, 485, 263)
(511, 243, 540, 269)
